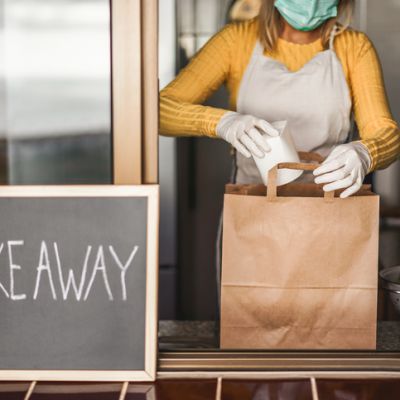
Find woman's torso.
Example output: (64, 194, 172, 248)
(224, 18, 363, 113)
(232, 20, 353, 184)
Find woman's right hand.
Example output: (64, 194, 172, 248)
(216, 112, 279, 158)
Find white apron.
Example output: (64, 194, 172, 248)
(216, 26, 352, 312)
(235, 25, 352, 184)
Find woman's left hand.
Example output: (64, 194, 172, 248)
(313, 143, 372, 198)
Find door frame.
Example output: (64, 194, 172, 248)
(112, 0, 158, 185)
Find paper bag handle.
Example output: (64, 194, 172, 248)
(298, 151, 324, 163)
(266, 162, 335, 201)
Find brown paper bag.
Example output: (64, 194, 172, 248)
(220, 157, 379, 350)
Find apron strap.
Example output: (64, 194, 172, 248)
(329, 24, 338, 51)
(254, 40, 265, 56)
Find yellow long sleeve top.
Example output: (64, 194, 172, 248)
(160, 18, 400, 171)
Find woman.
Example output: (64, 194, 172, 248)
(159, 0, 400, 197)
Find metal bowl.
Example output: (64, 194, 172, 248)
(380, 266, 400, 314)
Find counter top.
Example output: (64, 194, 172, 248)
(159, 320, 400, 351)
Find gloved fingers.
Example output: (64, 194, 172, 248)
(314, 165, 352, 185)
(322, 175, 354, 192)
(314, 146, 350, 176)
(313, 156, 346, 177)
(340, 182, 362, 198)
(233, 140, 251, 158)
(247, 127, 271, 153)
(254, 119, 279, 137)
(239, 134, 265, 158)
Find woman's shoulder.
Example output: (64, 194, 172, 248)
(217, 17, 259, 43)
(335, 27, 375, 58)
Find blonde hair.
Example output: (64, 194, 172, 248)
(259, 0, 355, 52)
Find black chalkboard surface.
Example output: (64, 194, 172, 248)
(0, 186, 159, 381)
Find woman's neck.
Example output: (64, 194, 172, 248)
(279, 19, 322, 44)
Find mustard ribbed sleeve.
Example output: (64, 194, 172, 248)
(348, 35, 400, 171)
(159, 19, 400, 171)
(159, 24, 235, 138)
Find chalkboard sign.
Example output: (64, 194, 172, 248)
(0, 186, 159, 381)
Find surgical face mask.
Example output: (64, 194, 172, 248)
(274, 0, 339, 32)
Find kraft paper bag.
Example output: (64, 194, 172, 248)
(220, 158, 379, 350)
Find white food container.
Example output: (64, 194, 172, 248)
(253, 120, 303, 186)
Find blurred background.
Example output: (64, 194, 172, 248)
(0, 0, 112, 185)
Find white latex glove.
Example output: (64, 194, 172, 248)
(216, 111, 279, 158)
(313, 142, 371, 198)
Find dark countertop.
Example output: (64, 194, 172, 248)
(159, 320, 400, 351)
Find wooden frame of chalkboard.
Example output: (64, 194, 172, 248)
(0, 382, 156, 398)
(0, 185, 159, 381)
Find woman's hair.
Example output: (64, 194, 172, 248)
(259, 0, 355, 52)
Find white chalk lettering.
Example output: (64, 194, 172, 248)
(54, 243, 92, 301)
(0, 243, 10, 298)
(8, 241, 26, 300)
(0, 240, 139, 302)
(33, 241, 57, 300)
(109, 245, 138, 301)
(83, 245, 113, 301)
